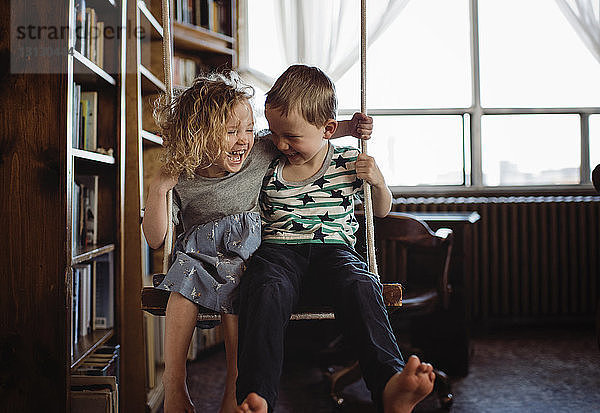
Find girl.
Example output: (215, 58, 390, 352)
(142, 71, 371, 413)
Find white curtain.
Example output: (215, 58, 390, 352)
(240, 0, 410, 89)
(555, 0, 600, 63)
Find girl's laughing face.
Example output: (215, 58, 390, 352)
(203, 101, 255, 177)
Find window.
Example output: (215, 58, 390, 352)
(335, 0, 471, 110)
(478, 0, 600, 108)
(336, 115, 465, 186)
(242, 0, 600, 188)
(481, 114, 580, 186)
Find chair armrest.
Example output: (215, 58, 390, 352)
(435, 228, 453, 240)
(593, 163, 600, 193)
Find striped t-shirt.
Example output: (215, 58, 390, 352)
(260, 143, 364, 247)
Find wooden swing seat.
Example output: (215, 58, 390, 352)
(142, 273, 402, 322)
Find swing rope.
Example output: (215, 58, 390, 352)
(360, 0, 379, 277)
(158, 0, 378, 276)
(161, 0, 174, 273)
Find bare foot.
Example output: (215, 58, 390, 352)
(163, 374, 196, 413)
(235, 392, 268, 413)
(382, 355, 435, 413)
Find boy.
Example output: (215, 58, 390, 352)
(235, 65, 435, 413)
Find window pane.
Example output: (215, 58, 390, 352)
(336, 0, 471, 110)
(479, 0, 600, 107)
(336, 115, 464, 186)
(247, 0, 287, 79)
(591, 115, 600, 177)
(482, 115, 580, 186)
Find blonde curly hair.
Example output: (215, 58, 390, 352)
(154, 71, 254, 178)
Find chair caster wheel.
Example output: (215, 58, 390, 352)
(440, 392, 453, 409)
(331, 395, 345, 409)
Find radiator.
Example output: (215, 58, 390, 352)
(392, 195, 600, 320)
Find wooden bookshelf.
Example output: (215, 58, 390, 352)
(123, 0, 238, 410)
(0, 0, 128, 411)
(73, 243, 116, 265)
(173, 21, 235, 55)
(71, 328, 115, 370)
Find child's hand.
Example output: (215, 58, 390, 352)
(349, 112, 373, 140)
(356, 153, 392, 217)
(356, 153, 386, 188)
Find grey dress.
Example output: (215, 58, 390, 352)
(156, 137, 279, 325)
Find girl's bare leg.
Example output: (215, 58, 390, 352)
(163, 292, 198, 413)
(219, 313, 239, 413)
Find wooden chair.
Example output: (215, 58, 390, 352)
(323, 211, 455, 409)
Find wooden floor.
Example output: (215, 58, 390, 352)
(158, 321, 600, 413)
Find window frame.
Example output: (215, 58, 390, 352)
(240, 0, 600, 194)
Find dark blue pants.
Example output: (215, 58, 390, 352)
(236, 243, 404, 411)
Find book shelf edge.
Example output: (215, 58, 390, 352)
(73, 148, 116, 164)
(73, 50, 117, 86)
(71, 328, 115, 370)
(72, 243, 116, 264)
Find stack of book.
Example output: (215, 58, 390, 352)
(173, 0, 230, 34)
(72, 86, 98, 151)
(71, 254, 115, 356)
(173, 56, 207, 87)
(71, 365, 119, 412)
(73, 344, 120, 382)
(75, 0, 105, 68)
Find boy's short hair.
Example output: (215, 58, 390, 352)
(265, 64, 337, 127)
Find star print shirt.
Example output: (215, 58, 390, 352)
(260, 143, 364, 247)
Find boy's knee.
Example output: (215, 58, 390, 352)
(343, 274, 383, 301)
(242, 273, 296, 304)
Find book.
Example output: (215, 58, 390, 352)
(72, 180, 81, 252)
(72, 84, 81, 148)
(85, 8, 96, 62)
(80, 92, 98, 151)
(74, 263, 93, 337)
(77, 175, 98, 246)
(93, 255, 114, 329)
(175, 0, 182, 22)
(75, 0, 87, 56)
(71, 375, 118, 413)
(73, 345, 120, 384)
(195, 0, 205, 27)
(207, 0, 216, 31)
(79, 98, 88, 150)
(72, 267, 80, 353)
(96, 345, 120, 384)
(96, 21, 104, 68)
